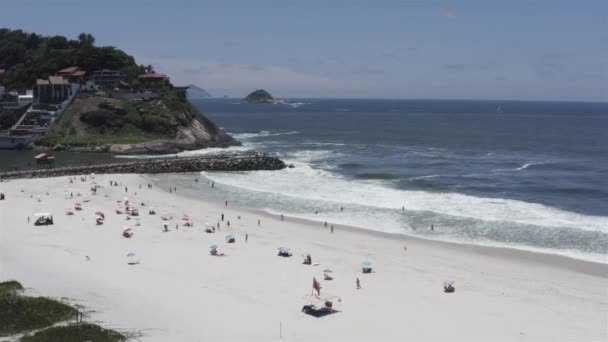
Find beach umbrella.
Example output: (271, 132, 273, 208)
(443, 280, 455, 286)
(226, 233, 235, 238)
(323, 268, 333, 273)
(362, 261, 373, 267)
(127, 252, 136, 257)
(95, 211, 104, 216)
(122, 226, 131, 231)
(278, 247, 290, 252)
(209, 244, 219, 249)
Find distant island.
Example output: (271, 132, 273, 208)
(241, 89, 287, 104)
(0, 28, 239, 154)
(187, 84, 212, 99)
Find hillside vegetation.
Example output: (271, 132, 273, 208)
(0, 28, 240, 152)
(0, 28, 141, 91)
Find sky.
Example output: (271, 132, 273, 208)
(1, 0, 607, 101)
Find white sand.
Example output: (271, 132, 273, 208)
(0, 174, 606, 341)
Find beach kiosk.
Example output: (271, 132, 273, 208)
(34, 153, 55, 169)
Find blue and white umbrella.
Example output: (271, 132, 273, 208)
(362, 261, 373, 267)
(209, 244, 219, 249)
(127, 252, 136, 257)
(323, 268, 333, 273)
(443, 280, 455, 286)
(226, 234, 235, 238)
(278, 247, 290, 252)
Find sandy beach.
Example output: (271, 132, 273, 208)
(1, 173, 606, 341)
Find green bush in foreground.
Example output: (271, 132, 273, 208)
(0, 292, 76, 336)
(21, 323, 126, 342)
(0, 280, 24, 295)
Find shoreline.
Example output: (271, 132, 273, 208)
(147, 173, 608, 277)
(2, 173, 606, 341)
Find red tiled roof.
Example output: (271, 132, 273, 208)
(72, 70, 87, 77)
(138, 73, 168, 79)
(58, 66, 79, 74)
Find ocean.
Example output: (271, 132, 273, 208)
(8, 98, 608, 263)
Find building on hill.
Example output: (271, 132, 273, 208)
(34, 76, 72, 104)
(57, 66, 87, 84)
(138, 73, 169, 87)
(91, 69, 126, 88)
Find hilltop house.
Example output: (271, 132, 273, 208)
(91, 70, 125, 88)
(138, 73, 169, 87)
(34, 76, 72, 104)
(57, 66, 87, 84)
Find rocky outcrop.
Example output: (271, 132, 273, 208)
(109, 115, 240, 154)
(0, 156, 286, 180)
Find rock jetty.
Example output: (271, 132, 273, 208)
(0, 156, 286, 180)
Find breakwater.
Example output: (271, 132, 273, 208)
(0, 156, 286, 180)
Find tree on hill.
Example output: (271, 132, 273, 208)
(0, 28, 138, 90)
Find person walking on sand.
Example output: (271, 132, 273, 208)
(225, 200, 228, 207)
(258, 219, 261, 226)
(356, 278, 361, 289)
(281, 214, 284, 221)
(27, 216, 30, 223)
(324, 221, 327, 228)
(245, 233, 248, 243)
(125, 187, 128, 193)
(227, 220, 230, 227)
(221, 213, 224, 221)
(340, 206, 344, 211)
(431, 224, 434, 231)
(330, 225, 334, 234)
(217, 222, 220, 230)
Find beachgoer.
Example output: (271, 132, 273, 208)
(225, 200, 228, 207)
(221, 213, 224, 221)
(238, 216, 241, 220)
(257, 219, 260, 226)
(176, 223, 178, 230)
(125, 187, 128, 193)
(404, 245, 407, 252)
(330, 225, 334, 234)
(246, 234, 248, 242)
(315, 210, 318, 215)
(139, 184, 141, 189)
(431, 224, 434, 231)
(227, 220, 230, 227)
(217, 222, 220, 230)
(27, 216, 30, 223)
(356, 278, 361, 289)
(169, 188, 172, 193)
(402, 206, 405, 211)
(340, 206, 344, 211)
(281, 214, 284, 221)
(324, 221, 327, 228)
(212, 182, 215, 188)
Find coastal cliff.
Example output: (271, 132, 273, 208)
(36, 90, 240, 154)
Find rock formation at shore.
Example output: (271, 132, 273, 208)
(0, 155, 286, 180)
(241, 89, 286, 104)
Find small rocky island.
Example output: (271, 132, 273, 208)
(242, 89, 287, 104)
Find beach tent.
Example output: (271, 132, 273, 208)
(33, 213, 53, 226)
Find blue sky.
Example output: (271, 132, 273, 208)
(2, 0, 607, 101)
